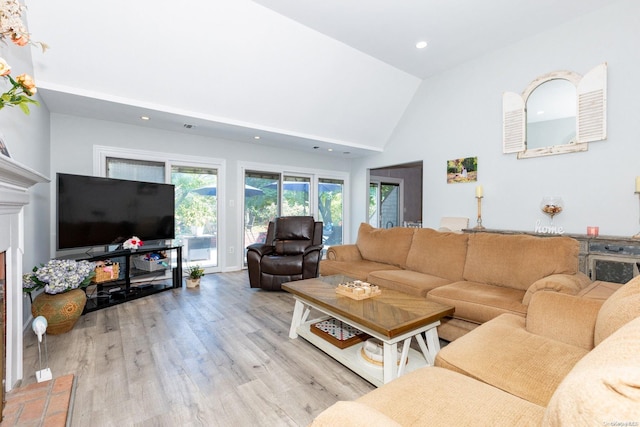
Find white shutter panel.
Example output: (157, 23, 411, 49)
(577, 63, 607, 143)
(503, 91, 525, 153)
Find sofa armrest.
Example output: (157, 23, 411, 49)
(526, 292, 603, 350)
(246, 243, 275, 257)
(523, 272, 592, 305)
(310, 401, 401, 427)
(325, 244, 363, 262)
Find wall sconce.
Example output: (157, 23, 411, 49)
(32, 316, 52, 382)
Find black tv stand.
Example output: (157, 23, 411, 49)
(58, 242, 183, 313)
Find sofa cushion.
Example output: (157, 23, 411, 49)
(404, 228, 469, 281)
(320, 260, 400, 281)
(355, 223, 415, 268)
(463, 233, 579, 291)
(526, 292, 602, 350)
(353, 366, 544, 426)
(367, 270, 451, 297)
(544, 316, 640, 425)
(594, 274, 640, 345)
(427, 281, 527, 324)
(311, 401, 402, 427)
(435, 313, 588, 406)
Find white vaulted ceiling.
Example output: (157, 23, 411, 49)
(24, 0, 613, 157)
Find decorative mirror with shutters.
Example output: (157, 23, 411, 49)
(503, 63, 607, 159)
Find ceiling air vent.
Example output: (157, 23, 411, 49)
(183, 124, 196, 129)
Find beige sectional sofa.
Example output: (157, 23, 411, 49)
(320, 223, 591, 340)
(311, 274, 640, 426)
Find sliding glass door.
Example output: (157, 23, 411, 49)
(318, 179, 343, 246)
(242, 167, 346, 263)
(171, 166, 219, 268)
(244, 171, 279, 249)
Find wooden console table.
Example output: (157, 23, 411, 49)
(464, 229, 640, 284)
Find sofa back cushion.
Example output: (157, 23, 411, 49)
(356, 223, 415, 268)
(463, 233, 579, 291)
(543, 315, 640, 425)
(594, 274, 640, 346)
(405, 228, 469, 281)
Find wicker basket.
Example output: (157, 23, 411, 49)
(94, 262, 120, 283)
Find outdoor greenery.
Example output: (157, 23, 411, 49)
(172, 172, 343, 245)
(172, 172, 217, 235)
(244, 178, 343, 229)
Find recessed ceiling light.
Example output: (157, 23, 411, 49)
(254, 136, 261, 140)
(327, 148, 333, 152)
(140, 116, 150, 121)
(416, 41, 428, 49)
(183, 123, 196, 129)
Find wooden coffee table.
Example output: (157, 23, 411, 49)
(282, 275, 454, 387)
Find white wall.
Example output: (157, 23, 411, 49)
(49, 114, 351, 269)
(27, 0, 420, 150)
(350, 0, 640, 240)
(0, 37, 51, 269)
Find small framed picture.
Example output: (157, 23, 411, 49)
(0, 134, 10, 158)
(447, 156, 477, 184)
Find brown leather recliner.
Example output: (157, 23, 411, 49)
(247, 216, 323, 291)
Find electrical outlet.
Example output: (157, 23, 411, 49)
(229, 246, 234, 254)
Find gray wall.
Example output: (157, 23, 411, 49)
(371, 163, 423, 223)
(350, 0, 640, 240)
(49, 114, 351, 269)
(0, 43, 51, 326)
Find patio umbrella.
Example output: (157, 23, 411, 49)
(192, 185, 264, 197)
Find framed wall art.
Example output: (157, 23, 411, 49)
(447, 156, 477, 183)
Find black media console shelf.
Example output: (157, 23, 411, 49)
(58, 242, 183, 314)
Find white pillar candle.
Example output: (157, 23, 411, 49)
(475, 185, 483, 198)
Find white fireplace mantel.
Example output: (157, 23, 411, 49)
(0, 155, 49, 391)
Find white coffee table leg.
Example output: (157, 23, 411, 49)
(396, 337, 412, 377)
(289, 300, 306, 339)
(416, 327, 441, 365)
(382, 342, 399, 384)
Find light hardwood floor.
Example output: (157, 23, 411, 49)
(21, 271, 375, 426)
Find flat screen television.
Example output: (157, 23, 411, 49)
(57, 173, 175, 250)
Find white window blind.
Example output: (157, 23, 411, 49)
(106, 157, 165, 183)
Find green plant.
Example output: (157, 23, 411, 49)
(187, 265, 205, 280)
(176, 195, 213, 227)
